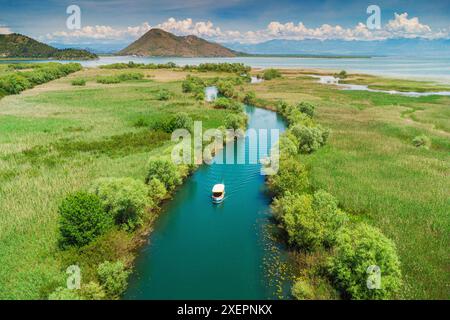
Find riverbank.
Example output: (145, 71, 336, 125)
(0, 66, 241, 299)
(240, 69, 450, 299)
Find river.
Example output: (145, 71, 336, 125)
(124, 104, 289, 299)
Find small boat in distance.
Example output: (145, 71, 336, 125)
(212, 184, 225, 204)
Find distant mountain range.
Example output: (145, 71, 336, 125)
(0, 33, 98, 60)
(118, 28, 238, 57)
(225, 38, 450, 57)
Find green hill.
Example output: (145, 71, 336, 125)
(0, 33, 97, 60)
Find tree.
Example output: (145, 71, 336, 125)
(59, 191, 113, 248)
(272, 190, 347, 249)
(297, 102, 315, 118)
(290, 124, 330, 154)
(268, 157, 309, 196)
(263, 68, 281, 80)
(90, 178, 151, 231)
(147, 178, 167, 204)
(146, 159, 182, 191)
(327, 223, 402, 300)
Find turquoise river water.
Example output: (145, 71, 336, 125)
(124, 105, 288, 299)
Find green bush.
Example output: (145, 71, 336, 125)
(81, 282, 106, 300)
(292, 278, 315, 300)
(90, 178, 151, 231)
(272, 190, 346, 249)
(0, 74, 32, 94)
(72, 79, 86, 86)
(97, 76, 121, 84)
(243, 91, 257, 105)
(268, 157, 309, 196)
(117, 72, 144, 81)
(263, 68, 281, 80)
(286, 109, 315, 127)
(214, 97, 244, 112)
(169, 112, 194, 132)
(224, 113, 247, 130)
(182, 75, 205, 93)
(290, 124, 330, 153)
(194, 91, 205, 101)
(297, 102, 315, 118)
(97, 260, 130, 299)
(216, 80, 235, 98)
(147, 178, 167, 204)
(156, 89, 172, 101)
(277, 132, 298, 157)
(328, 223, 402, 300)
(59, 191, 113, 248)
(48, 287, 81, 300)
(412, 135, 431, 149)
(146, 159, 182, 191)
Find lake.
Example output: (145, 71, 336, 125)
(2, 55, 450, 83)
(124, 104, 289, 299)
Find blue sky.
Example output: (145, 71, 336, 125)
(1, 0, 449, 44)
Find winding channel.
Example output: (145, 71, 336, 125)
(124, 101, 290, 299)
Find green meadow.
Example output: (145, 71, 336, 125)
(0, 67, 231, 299)
(0, 64, 448, 299)
(245, 71, 450, 299)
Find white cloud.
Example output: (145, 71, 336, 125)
(0, 26, 12, 34)
(45, 13, 449, 44)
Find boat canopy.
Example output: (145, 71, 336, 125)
(212, 184, 225, 193)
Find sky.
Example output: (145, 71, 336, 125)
(1, 0, 449, 45)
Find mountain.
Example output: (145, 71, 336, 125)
(0, 33, 98, 60)
(118, 28, 237, 57)
(226, 38, 450, 57)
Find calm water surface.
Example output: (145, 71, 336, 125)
(3, 55, 450, 82)
(124, 105, 287, 299)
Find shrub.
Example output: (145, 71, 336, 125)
(169, 112, 193, 132)
(328, 223, 402, 300)
(224, 113, 247, 131)
(156, 89, 172, 101)
(90, 178, 151, 231)
(97, 76, 121, 84)
(287, 109, 315, 127)
(276, 100, 290, 116)
(277, 132, 299, 157)
(214, 97, 243, 112)
(292, 278, 315, 300)
(268, 157, 309, 196)
(335, 70, 347, 79)
(118, 72, 144, 81)
(297, 102, 315, 118)
(272, 190, 346, 249)
(48, 287, 81, 300)
(182, 75, 205, 93)
(412, 135, 431, 149)
(194, 91, 205, 101)
(216, 80, 235, 98)
(81, 282, 106, 300)
(263, 68, 281, 80)
(97, 260, 130, 299)
(290, 125, 330, 154)
(147, 178, 167, 204)
(59, 191, 113, 248)
(243, 91, 257, 105)
(146, 159, 182, 191)
(72, 79, 86, 86)
(0, 74, 32, 94)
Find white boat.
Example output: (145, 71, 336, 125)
(212, 184, 225, 204)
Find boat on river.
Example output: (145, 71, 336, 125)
(212, 184, 225, 203)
